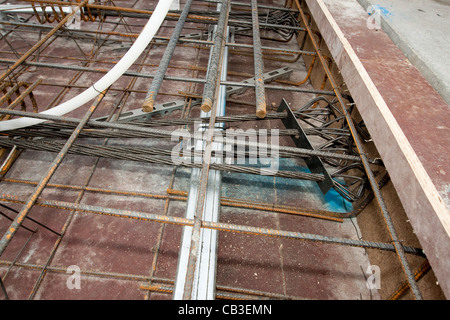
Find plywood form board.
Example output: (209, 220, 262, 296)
(304, 0, 450, 297)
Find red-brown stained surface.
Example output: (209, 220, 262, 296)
(313, 0, 449, 297)
(0, 0, 380, 300)
(322, 0, 449, 205)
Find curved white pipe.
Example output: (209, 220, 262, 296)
(0, 0, 174, 132)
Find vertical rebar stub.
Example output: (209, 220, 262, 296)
(201, 97, 213, 113)
(142, 93, 155, 112)
(256, 102, 266, 118)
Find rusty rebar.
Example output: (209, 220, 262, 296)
(142, 0, 194, 112)
(0, 89, 105, 257)
(294, 0, 423, 300)
(200, 1, 230, 112)
(0, 193, 424, 256)
(251, 0, 266, 118)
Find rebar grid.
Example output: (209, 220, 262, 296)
(0, 0, 429, 300)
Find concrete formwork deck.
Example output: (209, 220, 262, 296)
(0, 0, 447, 301)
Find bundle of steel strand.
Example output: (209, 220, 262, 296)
(1, 126, 298, 139)
(226, 9, 300, 41)
(7, 110, 352, 130)
(293, 0, 423, 299)
(0, 138, 325, 182)
(0, 109, 381, 165)
(0, 136, 371, 203)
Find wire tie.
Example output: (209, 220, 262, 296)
(391, 239, 405, 246)
(92, 85, 102, 94)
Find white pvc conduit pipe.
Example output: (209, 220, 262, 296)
(0, 0, 174, 132)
